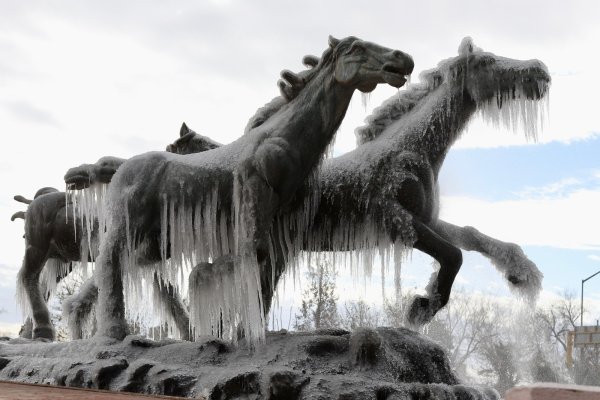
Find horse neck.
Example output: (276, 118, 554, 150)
(385, 83, 476, 177)
(275, 68, 354, 169)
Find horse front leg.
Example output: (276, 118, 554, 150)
(17, 245, 55, 340)
(432, 219, 542, 298)
(152, 273, 191, 341)
(234, 172, 279, 342)
(407, 219, 463, 326)
(95, 220, 129, 340)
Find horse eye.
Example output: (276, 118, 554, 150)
(347, 45, 363, 55)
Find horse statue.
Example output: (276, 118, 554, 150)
(63, 38, 546, 340)
(185, 37, 548, 330)
(15, 146, 199, 340)
(89, 35, 412, 343)
(58, 60, 327, 340)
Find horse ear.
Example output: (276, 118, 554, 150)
(458, 37, 475, 56)
(280, 69, 303, 85)
(328, 35, 340, 48)
(180, 122, 190, 137)
(302, 55, 319, 68)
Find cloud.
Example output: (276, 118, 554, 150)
(440, 186, 600, 250)
(589, 255, 600, 262)
(0, 264, 18, 288)
(3, 100, 61, 127)
(514, 177, 586, 200)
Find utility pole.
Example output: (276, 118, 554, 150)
(581, 270, 600, 327)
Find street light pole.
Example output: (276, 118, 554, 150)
(581, 270, 600, 327)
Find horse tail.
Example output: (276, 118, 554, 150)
(11, 211, 26, 221)
(14, 195, 32, 205)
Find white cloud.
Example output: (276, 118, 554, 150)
(440, 187, 600, 250)
(0, 264, 18, 288)
(588, 255, 600, 262)
(0, 323, 21, 338)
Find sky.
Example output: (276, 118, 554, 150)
(1, 0, 600, 336)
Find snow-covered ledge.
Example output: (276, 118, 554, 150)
(506, 383, 600, 400)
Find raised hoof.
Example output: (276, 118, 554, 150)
(407, 296, 435, 326)
(507, 274, 523, 285)
(32, 325, 55, 341)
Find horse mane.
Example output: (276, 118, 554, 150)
(355, 37, 480, 145)
(354, 73, 440, 145)
(245, 36, 358, 134)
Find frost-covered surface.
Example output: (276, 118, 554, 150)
(433, 220, 543, 301)
(0, 327, 499, 399)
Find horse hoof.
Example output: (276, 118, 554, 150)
(32, 326, 55, 341)
(407, 295, 434, 326)
(507, 274, 523, 285)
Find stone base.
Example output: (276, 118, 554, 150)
(506, 383, 600, 400)
(0, 327, 498, 399)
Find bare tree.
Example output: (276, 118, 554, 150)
(478, 339, 520, 394)
(341, 299, 381, 330)
(294, 261, 340, 331)
(49, 269, 86, 341)
(536, 290, 581, 352)
(432, 292, 500, 375)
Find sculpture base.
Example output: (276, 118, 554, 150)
(0, 327, 498, 399)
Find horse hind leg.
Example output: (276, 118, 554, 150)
(407, 219, 463, 326)
(19, 317, 33, 339)
(152, 273, 191, 341)
(63, 277, 98, 339)
(17, 245, 54, 340)
(189, 256, 237, 340)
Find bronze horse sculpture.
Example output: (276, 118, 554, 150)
(184, 37, 548, 330)
(65, 38, 546, 340)
(63, 35, 413, 343)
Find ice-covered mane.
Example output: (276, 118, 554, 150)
(356, 37, 549, 145)
(244, 39, 355, 134)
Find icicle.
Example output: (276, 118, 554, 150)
(67, 183, 109, 260)
(478, 83, 547, 141)
(361, 92, 371, 111)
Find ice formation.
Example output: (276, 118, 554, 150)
(68, 183, 108, 261)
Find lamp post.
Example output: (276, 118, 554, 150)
(581, 270, 600, 327)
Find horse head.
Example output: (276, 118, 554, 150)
(166, 123, 221, 155)
(280, 36, 413, 99)
(65, 156, 126, 190)
(424, 37, 550, 138)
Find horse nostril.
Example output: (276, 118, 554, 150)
(392, 50, 403, 58)
(391, 51, 414, 74)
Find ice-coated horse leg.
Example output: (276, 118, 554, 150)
(19, 317, 33, 339)
(152, 273, 191, 341)
(17, 245, 55, 340)
(95, 222, 129, 339)
(432, 219, 542, 297)
(63, 277, 98, 339)
(407, 219, 463, 326)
